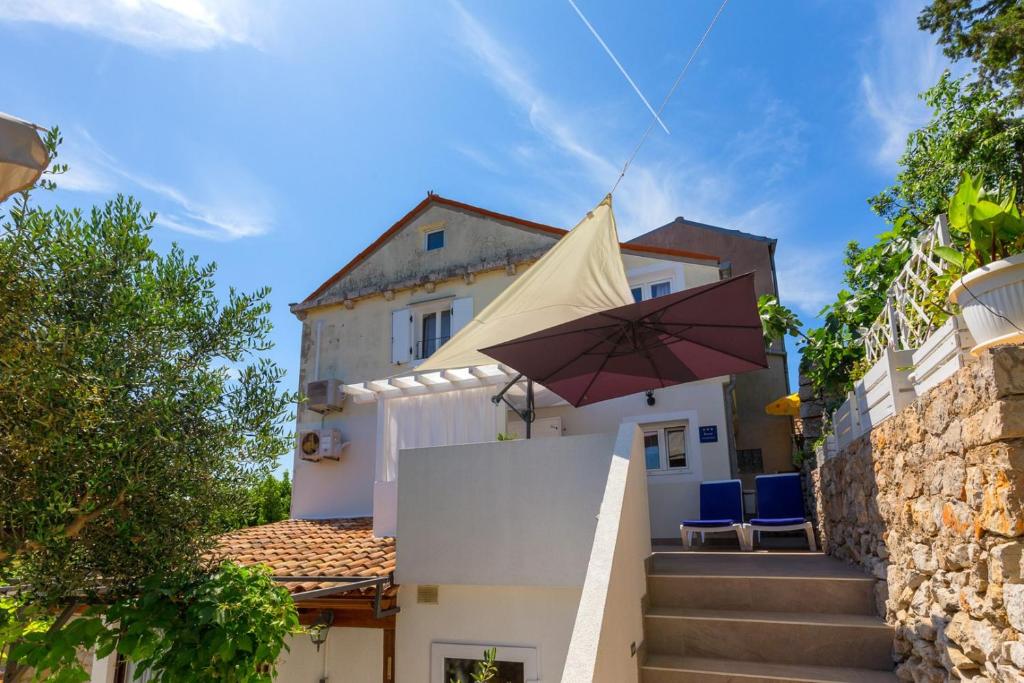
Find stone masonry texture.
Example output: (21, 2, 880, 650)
(813, 346, 1024, 682)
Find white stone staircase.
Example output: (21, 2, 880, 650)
(640, 552, 898, 683)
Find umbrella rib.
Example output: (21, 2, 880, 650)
(531, 327, 626, 384)
(644, 323, 768, 367)
(574, 324, 633, 406)
(644, 321, 763, 330)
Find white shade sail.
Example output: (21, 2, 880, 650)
(0, 113, 48, 203)
(416, 195, 635, 372)
(345, 195, 635, 404)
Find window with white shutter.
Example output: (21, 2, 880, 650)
(391, 308, 412, 364)
(450, 297, 473, 337)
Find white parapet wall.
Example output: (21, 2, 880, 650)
(909, 315, 975, 395)
(562, 423, 651, 683)
(396, 432, 618, 587)
(394, 426, 649, 682)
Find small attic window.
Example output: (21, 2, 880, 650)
(425, 229, 445, 251)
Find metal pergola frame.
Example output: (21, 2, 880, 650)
(274, 573, 400, 619)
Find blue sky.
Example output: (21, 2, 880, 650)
(1, 0, 950, 452)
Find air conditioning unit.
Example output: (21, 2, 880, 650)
(297, 429, 349, 462)
(306, 379, 345, 413)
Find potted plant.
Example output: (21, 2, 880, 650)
(935, 172, 1024, 354)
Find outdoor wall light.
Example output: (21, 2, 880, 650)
(646, 390, 656, 406)
(308, 609, 334, 652)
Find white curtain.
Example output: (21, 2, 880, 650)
(376, 386, 506, 482)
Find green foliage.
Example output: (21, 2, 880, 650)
(0, 194, 293, 607)
(9, 563, 299, 683)
(757, 295, 804, 348)
(805, 65, 1024, 398)
(235, 471, 292, 529)
(919, 0, 1024, 105)
(450, 647, 498, 683)
(496, 432, 518, 441)
(935, 172, 1024, 272)
(868, 73, 1024, 226)
(0, 598, 49, 675)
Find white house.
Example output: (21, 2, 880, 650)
(90, 193, 789, 683)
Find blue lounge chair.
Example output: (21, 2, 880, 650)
(749, 473, 816, 551)
(680, 479, 750, 551)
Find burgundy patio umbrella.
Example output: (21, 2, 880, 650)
(479, 273, 768, 407)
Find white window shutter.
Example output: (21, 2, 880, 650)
(391, 308, 412, 364)
(451, 297, 474, 336)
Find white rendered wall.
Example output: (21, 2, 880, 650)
(562, 424, 649, 683)
(292, 399, 377, 520)
(275, 627, 383, 683)
(533, 378, 731, 538)
(396, 584, 582, 683)
(91, 628, 382, 683)
(396, 433, 615, 587)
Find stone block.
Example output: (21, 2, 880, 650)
(913, 543, 939, 572)
(1005, 583, 1024, 632)
(1004, 641, 1024, 669)
(978, 471, 1024, 538)
(991, 346, 1024, 400)
(946, 643, 980, 671)
(942, 458, 967, 500)
(963, 400, 1024, 449)
(989, 542, 1024, 585)
(946, 612, 1003, 663)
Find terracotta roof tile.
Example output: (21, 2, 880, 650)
(216, 518, 395, 595)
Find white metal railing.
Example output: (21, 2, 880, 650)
(862, 216, 953, 364)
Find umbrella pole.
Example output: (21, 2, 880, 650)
(491, 373, 536, 439)
(526, 379, 534, 439)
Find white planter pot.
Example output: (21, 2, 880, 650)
(949, 253, 1024, 355)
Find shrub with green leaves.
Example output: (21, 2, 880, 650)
(10, 563, 299, 683)
(935, 172, 1024, 273)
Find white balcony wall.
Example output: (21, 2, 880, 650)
(394, 424, 648, 683)
(563, 424, 650, 683)
(396, 433, 616, 587)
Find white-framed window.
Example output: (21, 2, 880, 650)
(425, 229, 445, 251)
(420, 307, 452, 358)
(642, 421, 688, 472)
(629, 278, 673, 301)
(391, 297, 474, 364)
(431, 643, 539, 683)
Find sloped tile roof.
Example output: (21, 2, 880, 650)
(297, 193, 720, 308)
(216, 517, 395, 595)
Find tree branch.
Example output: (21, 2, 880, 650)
(0, 491, 127, 564)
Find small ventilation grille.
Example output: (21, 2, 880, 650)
(416, 584, 439, 604)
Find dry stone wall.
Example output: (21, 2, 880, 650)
(813, 346, 1024, 682)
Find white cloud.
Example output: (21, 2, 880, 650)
(58, 129, 272, 240)
(859, 0, 949, 168)
(0, 0, 268, 51)
(774, 244, 843, 315)
(449, 1, 799, 242)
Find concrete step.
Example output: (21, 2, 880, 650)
(641, 654, 900, 683)
(643, 607, 894, 671)
(647, 552, 870, 580)
(646, 573, 877, 615)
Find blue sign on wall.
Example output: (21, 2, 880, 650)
(698, 425, 718, 443)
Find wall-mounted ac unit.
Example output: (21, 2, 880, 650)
(306, 379, 345, 413)
(297, 429, 349, 462)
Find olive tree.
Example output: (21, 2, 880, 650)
(0, 160, 297, 679)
